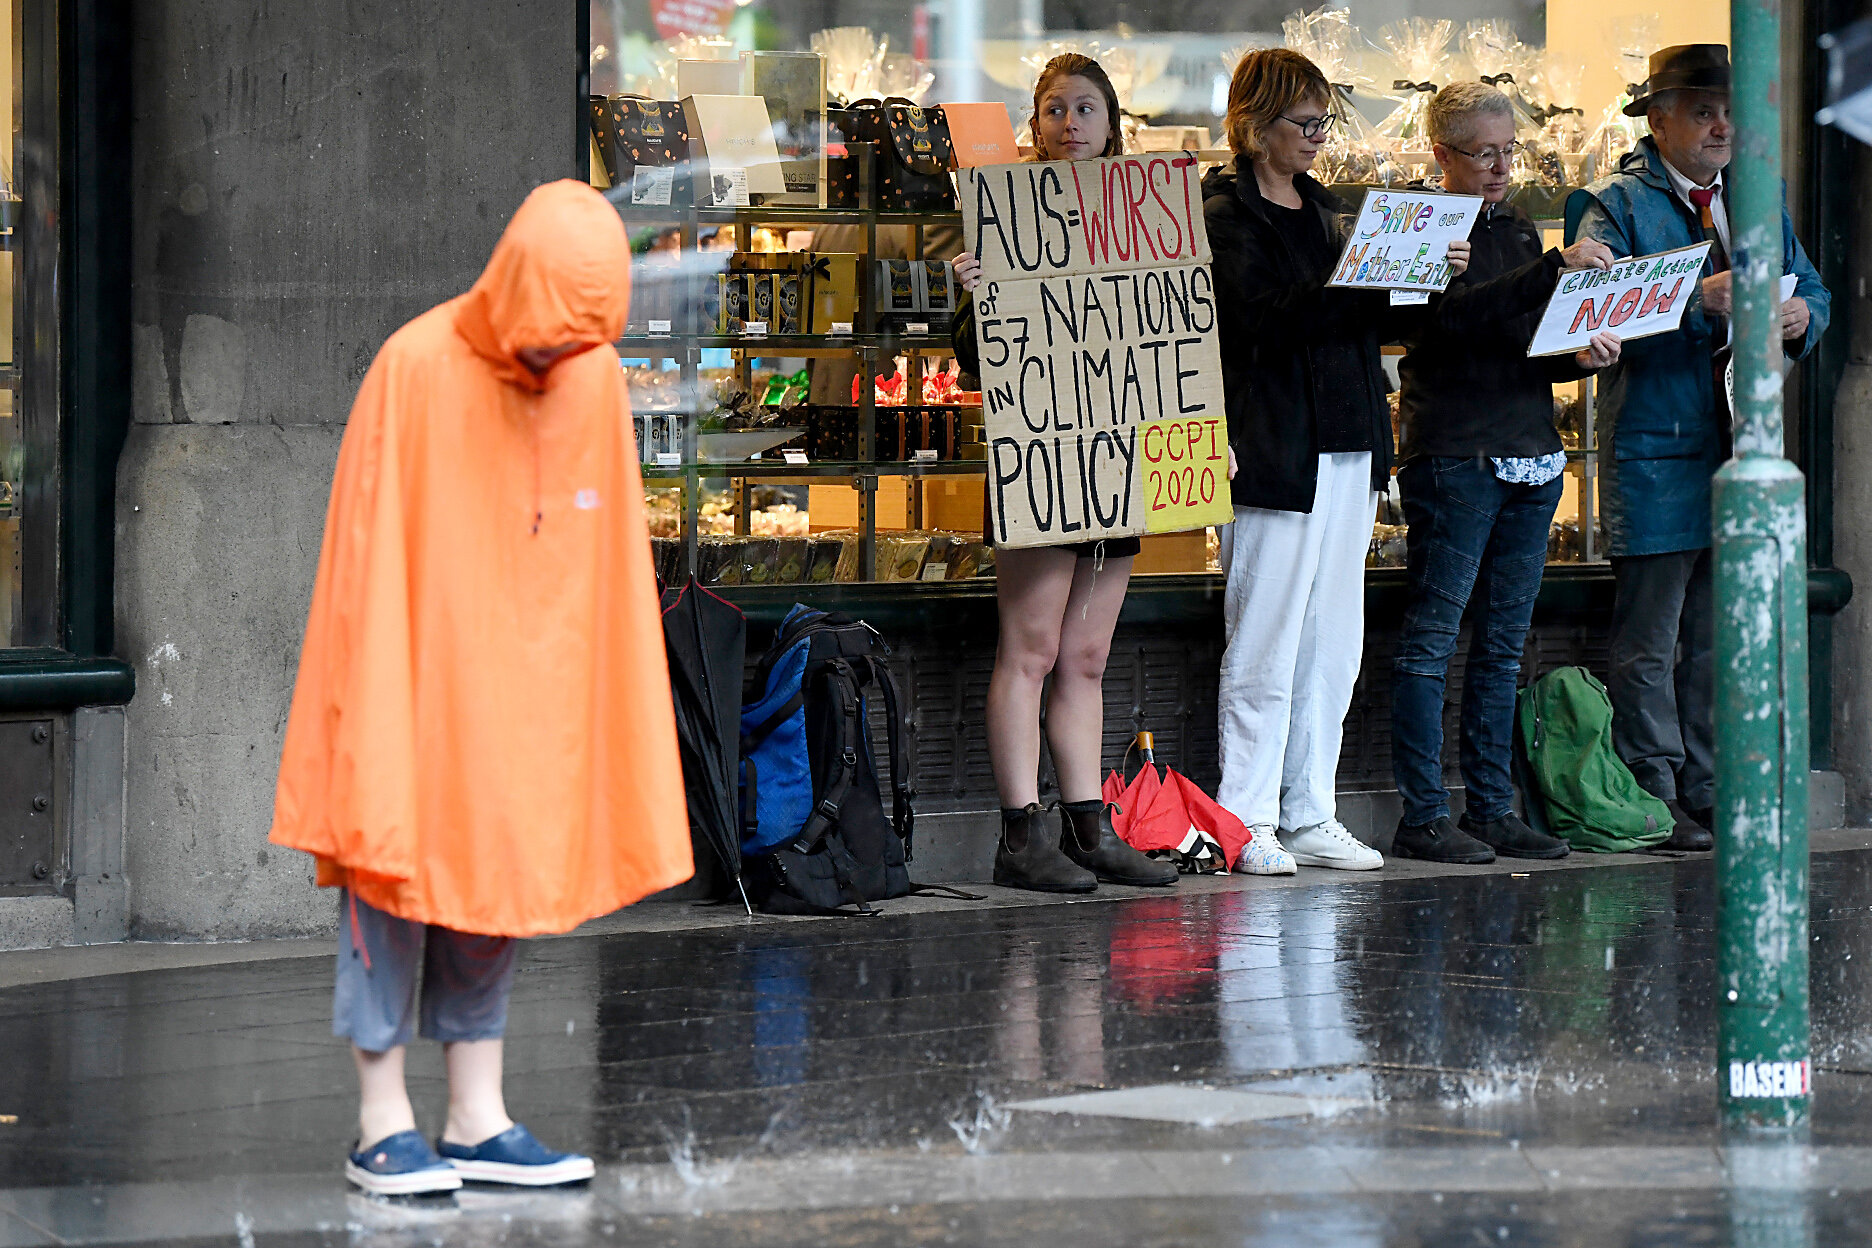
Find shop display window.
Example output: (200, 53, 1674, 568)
(593, 0, 1729, 581)
(0, 0, 53, 646)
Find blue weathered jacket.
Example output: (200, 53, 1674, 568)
(1564, 138, 1830, 556)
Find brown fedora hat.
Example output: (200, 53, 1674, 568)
(1624, 44, 1731, 116)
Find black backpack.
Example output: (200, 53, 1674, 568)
(739, 606, 919, 914)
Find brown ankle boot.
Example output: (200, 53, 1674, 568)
(994, 804, 1096, 893)
(1060, 799, 1179, 886)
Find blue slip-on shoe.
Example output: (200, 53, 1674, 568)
(437, 1123, 596, 1187)
(345, 1129, 464, 1196)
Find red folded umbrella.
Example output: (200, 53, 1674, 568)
(1103, 761, 1252, 872)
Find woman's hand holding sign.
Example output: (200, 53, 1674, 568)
(1445, 239, 1470, 277)
(954, 251, 984, 293)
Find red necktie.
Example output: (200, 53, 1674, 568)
(1687, 186, 1729, 272)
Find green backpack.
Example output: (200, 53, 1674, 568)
(1516, 666, 1673, 853)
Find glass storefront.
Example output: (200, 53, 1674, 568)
(590, 0, 1731, 587)
(0, 0, 55, 647)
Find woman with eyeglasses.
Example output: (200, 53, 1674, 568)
(1386, 83, 1619, 864)
(947, 54, 1180, 894)
(1200, 49, 1470, 873)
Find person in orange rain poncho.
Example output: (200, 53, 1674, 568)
(270, 180, 691, 1196)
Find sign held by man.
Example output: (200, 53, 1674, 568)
(1527, 243, 1713, 358)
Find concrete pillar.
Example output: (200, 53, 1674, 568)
(117, 0, 577, 938)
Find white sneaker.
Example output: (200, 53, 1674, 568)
(1234, 825, 1297, 875)
(1280, 820, 1383, 871)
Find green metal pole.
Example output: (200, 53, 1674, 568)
(1715, 0, 1812, 1131)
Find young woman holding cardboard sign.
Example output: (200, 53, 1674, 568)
(1202, 49, 1471, 874)
(949, 55, 1183, 894)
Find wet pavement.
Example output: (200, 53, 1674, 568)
(6, 837, 1872, 1246)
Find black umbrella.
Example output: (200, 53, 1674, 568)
(660, 577, 751, 912)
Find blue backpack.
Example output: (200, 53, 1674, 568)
(739, 606, 915, 914)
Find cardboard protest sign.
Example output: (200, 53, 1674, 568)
(960, 154, 1232, 548)
(1328, 189, 1483, 292)
(1527, 243, 1712, 358)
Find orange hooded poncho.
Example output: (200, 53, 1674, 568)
(270, 180, 693, 936)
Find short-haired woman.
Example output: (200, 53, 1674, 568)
(950, 55, 1179, 893)
(1388, 83, 1619, 862)
(1202, 49, 1468, 871)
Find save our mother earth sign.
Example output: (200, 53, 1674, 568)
(1527, 243, 1713, 358)
(960, 154, 1234, 549)
(1327, 188, 1484, 292)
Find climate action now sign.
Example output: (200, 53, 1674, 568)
(1527, 242, 1712, 358)
(1328, 188, 1482, 293)
(961, 154, 1233, 549)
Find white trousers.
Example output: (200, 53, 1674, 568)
(1216, 452, 1379, 831)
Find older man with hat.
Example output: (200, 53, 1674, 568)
(1566, 44, 1830, 850)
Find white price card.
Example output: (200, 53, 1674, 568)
(744, 322, 768, 337)
(781, 449, 809, 464)
(829, 321, 854, 336)
(912, 448, 939, 461)
(708, 167, 750, 207)
(920, 562, 950, 581)
(1389, 290, 1431, 306)
(654, 452, 682, 467)
(646, 319, 672, 335)
(907, 322, 930, 335)
(630, 165, 674, 206)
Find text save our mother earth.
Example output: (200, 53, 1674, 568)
(962, 154, 1233, 548)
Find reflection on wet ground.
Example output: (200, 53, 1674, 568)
(6, 848, 1872, 1244)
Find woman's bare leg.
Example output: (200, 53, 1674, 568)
(1045, 555, 1133, 803)
(986, 547, 1081, 808)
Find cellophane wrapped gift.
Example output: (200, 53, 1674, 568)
(1538, 57, 1592, 186)
(1462, 20, 1561, 189)
(1585, 18, 1657, 179)
(1374, 17, 1455, 178)
(812, 27, 888, 104)
(876, 51, 934, 104)
(1280, 6, 1404, 186)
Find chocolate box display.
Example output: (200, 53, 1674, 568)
(875, 259, 919, 331)
(805, 252, 860, 334)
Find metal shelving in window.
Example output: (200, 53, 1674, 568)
(613, 148, 976, 584)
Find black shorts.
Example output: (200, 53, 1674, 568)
(988, 536, 1141, 559)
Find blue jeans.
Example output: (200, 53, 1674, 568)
(1391, 456, 1562, 827)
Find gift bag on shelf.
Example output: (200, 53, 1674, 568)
(841, 98, 956, 210)
(607, 97, 696, 208)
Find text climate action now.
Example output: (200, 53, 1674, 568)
(961, 154, 1234, 548)
(1527, 243, 1713, 358)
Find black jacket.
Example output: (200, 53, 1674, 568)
(1397, 201, 1588, 461)
(1202, 159, 1398, 513)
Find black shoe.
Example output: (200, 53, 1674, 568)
(1391, 815, 1497, 864)
(1060, 800, 1179, 887)
(1459, 810, 1569, 860)
(1665, 801, 1713, 851)
(994, 804, 1097, 893)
